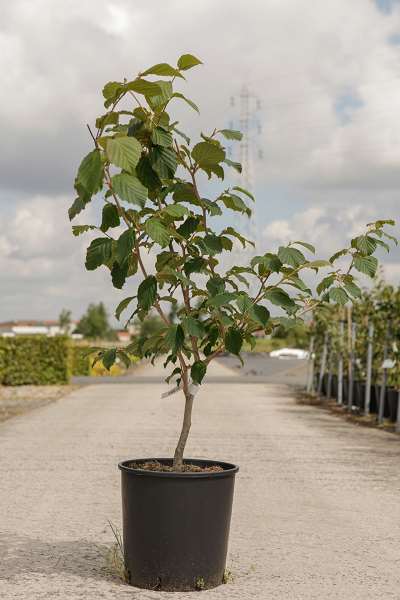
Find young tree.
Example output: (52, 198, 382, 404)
(69, 54, 396, 469)
(58, 308, 72, 334)
(76, 302, 114, 340)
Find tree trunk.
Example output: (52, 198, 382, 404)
(173, 389, 194, 470)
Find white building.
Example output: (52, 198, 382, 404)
(0, 320, 81, 338)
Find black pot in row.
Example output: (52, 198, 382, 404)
(315, 373, 399, 422)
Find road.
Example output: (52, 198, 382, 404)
(73, 353, 308, 386)
(1, 359, 400, 599)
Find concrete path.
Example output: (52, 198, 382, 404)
(72, 354, 308, 386)
(1, 360, 400, 599)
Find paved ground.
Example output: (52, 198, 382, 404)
(72, 353, 308, 386)
(1, 359, 400, 598)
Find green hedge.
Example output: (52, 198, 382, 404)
(0, 336, 71, 385)
(70, 345, 91, 376)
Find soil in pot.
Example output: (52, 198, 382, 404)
(119, 458, 238, 592)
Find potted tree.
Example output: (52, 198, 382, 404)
(69, 54, 396, 591)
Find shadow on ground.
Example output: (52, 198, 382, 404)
(0, 533, 124, 585)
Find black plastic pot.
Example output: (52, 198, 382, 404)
(342, 377, 349, 404)
(118, 458, 239, 592)
(354, 380, 364, 411)
(374, 384, 390, 419)
(331, 374, 338, 400)
(387, 388, 398, 422)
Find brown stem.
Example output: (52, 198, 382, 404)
(173, 370, 194, 469)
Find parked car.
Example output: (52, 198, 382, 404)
(269, 348, 309, 360)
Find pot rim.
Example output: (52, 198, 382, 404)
(118, 457, 239, 479)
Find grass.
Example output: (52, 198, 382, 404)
(107, 521, 128, 583)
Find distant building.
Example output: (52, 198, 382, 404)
(0, 320, 82, 338)
(116, 330, 131, 343)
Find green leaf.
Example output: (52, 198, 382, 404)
(95, 111, 119, 130)
(76, 149, 104, 196)
(221, 226, 253, 248)
(126, 79, 162, 96)
(137, 275, 157, 311)
(206, 276, 225, 296)
(264, 288, 296, 310)
(183, 257, 207, 277)
(112, 173, 147, 208)
(316, 274, 335, 295)
(68, 194, 90, 221)
(219, 129, 243, 141)
(220, 194, 250, 216)
(292, 240, 315, 254)
(171, 92, 199, 113)
(251, 253, 282, 273)
(151, 127, 173, 147)
(304, 260, 331, 269)
(191, 360, 207, 384)
(102, 348, 116, 370)
(146, 80, 173, 111)
(111, 260, 128, 289)
(106, 136, 142, 173)
(117, 350, 131, 369)
(329, 248, 348, 263)
(250, 305, 270, 327)
(220, 236, 233, 251)
(172, 182, 197, 203)
(202, 199, 222, 216)
(149, 146, 177, 178)
(351, 235, 377, 256)
(117, 229, 135, 263)
(278, 246, 306, 267)
(329, 287, 349, 305)
(177, 216, 200, 238)
(353, 255, 378, 277)
(144, 218, 170, 247)
(100, 203, 120, 232)
(177, 54, 203, 70)
(115, 296, 135, 320)
(141, 62, 184, 78)
(165, 324, 185, 353)
(136, 156, 161, 191)
(183, 316, 205, 338)
(207, 292, 236, 308)
(223, 158, 242, 173)
(163, 204, 189, 219)
(224, 327, 243, 355)
(72, 225, 96, 236)
(192, 142, 225, 166)
(344, 281, 362, 298)
(232, 185, 254, 201)
(203, 234, 223, 255)
(236, 293, 253, 313)
(85, 238, 112, 270)
(102, 81, 124, 101)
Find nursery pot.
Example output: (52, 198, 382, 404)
(354, 380, 364, 411)
(369, 384, 378, 414)
(118, 458, 239, 592)
(387, 388, 398, 422)
(331, 374, 338, 400)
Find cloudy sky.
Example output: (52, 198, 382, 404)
(1, 0, 400, 323)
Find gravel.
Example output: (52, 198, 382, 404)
(0, 385, 79, 423)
